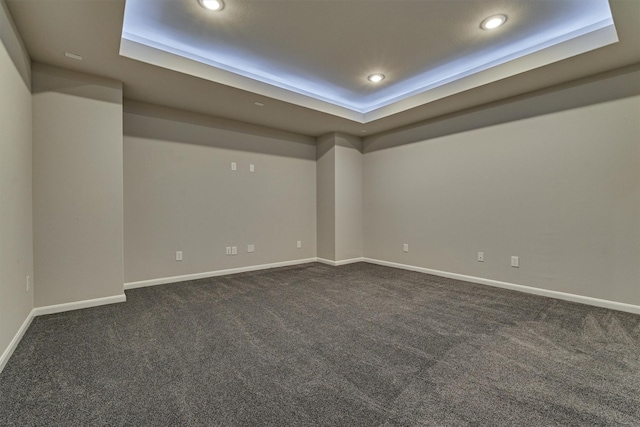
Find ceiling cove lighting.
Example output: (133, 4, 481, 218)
(121, 0, 617, 120)
(481, 14, 507, 30)
(368, 73, 385, 83)
(199, 0, 224, 11)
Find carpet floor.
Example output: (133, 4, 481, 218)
(1, 262, 639, 426)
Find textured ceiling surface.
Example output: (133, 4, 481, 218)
(5, 0, 640, 136)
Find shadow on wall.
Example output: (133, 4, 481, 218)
(123, 100, 316, 160)
(31, 63, 122, 104)
(364, 64, 640, 153)
(316, 132, 363, 160)
(0, 1, 30, 88)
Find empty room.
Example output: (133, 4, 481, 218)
(1, 0, 639, 425)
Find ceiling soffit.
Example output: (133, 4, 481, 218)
(120, 0, 617, 123)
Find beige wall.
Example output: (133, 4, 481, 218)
(0, 0, 33, 364)
(32, 64, 124, 307)
(316, 132, 363, 262)
(123, 101, 316, 283)
(363, 67, 640, 305)
(316, 133, 336, 260)
(334, 133, 363, 261)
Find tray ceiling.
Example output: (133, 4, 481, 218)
(121, 0, 617, 123)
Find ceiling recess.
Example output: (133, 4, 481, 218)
(481, 14, 507, 30)
(120, 0, 618, 124)
(198, 0, 224, 12)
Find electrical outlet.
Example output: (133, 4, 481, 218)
(226, 246, 232, 255)
(478, 252, 484, 262)
(297, 241, 302, 248)
(26, 276, 30, 293)
(511, 256, 519, 268)
(247, 244, 255, 253)
(403, 243, 409, 253)
(231, 246, 237, 255)
(176, 251, 183, 261)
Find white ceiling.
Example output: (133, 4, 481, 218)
(5, 0, 640, 137)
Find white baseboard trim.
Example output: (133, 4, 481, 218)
(1, 293, 127, 374)
(317, 257, 365, 266)
(363, 258, 640, 315)
(4, 258, 316, 372)
(4, 257, 636, 375)
(0, 308, 35, 374)
(124, 258, 319, 290)
(33, 294, 127, 317)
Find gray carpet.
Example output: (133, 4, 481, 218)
(1, 262, 639, 426)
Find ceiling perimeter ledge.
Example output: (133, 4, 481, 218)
(119, 3, 618, 125)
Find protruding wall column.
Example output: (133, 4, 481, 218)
(316, 132, 363, 264)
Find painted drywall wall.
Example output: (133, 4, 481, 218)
(334, 133, 363, 261)
(123, 101, 317, 283)
(0, 0, 33, 366)
(316, 132, 363, 262)
(363, 67, 640, 306)
(32, 64, 125, 307)
(316, 133, 336, 261)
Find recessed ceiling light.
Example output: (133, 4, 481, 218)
(199, 0, 224, 11)
(254, 102, 264, 107)
(367, 73, 385, 83)
(481, 14, 507, 30)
